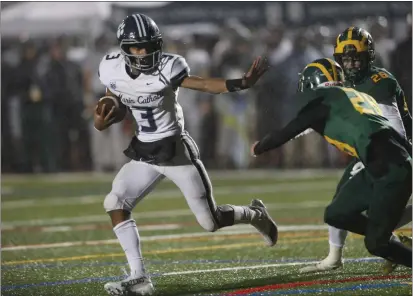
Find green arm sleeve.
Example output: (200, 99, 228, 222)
(254, 97, 328, 155)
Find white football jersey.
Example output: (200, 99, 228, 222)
(99, 51, 190, 142)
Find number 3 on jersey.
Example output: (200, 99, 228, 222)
(139, 109, 157, 132)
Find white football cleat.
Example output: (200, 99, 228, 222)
(250, 199, 278, 246)
(299, 258, 343, 273)
(104, 276, 154, 296)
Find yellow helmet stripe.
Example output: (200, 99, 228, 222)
(306, 63, 334, 81)
(334, 40, 368, 53)
(347, 27, 354, 40)
(325, 58, 338, 81)
(336, 34, 341, 47)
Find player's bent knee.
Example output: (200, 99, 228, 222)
(194, 205, 235, 233)
(364, 236, 391, 258)
(324, 206, 340, 227)
(104, 193, 127, 212)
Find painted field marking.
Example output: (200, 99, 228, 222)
(2, 258, 407, 292)
(3, 257, 381, 271)
(2, 224, 333, 251)
(2, 220, 324, 233)
(225, 274, 412, 295)
(2, 200, 330, 229)
(3, 224, 410, 252)
(226, 282, 410, 296)
(2, 237, 334, 266)
(2, 181, 336, 209)
(1, 169, 342, 183)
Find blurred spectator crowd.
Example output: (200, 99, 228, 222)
(1, 7, 412, 173)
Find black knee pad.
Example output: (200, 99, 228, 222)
(215, 205, 235, 228)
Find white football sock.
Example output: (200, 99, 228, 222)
(395, 204, 412, 229)
(113, 219, 146, 278)
(327, 225, 348, 262)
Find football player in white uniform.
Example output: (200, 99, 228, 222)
(94, 14, 277, 296)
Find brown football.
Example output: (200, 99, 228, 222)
(97, 96, 127, 123)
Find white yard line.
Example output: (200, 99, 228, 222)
(162, 261, 321, 276)
(158, 257, 379, 276)
(2, 182, 335, 209)
(1, 224, 330, 251)
(2, 169, 342, 183)
(2, 201, 327, 229)
(39, 223, 181, 233)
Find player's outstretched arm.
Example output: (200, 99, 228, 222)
(180, 56, 269, 94)
(252, 102, 329, 157)
(251, 117, 310, 157)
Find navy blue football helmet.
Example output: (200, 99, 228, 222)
(117, 14, 163, 73)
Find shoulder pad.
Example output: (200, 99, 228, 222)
(368, 67, 397, 85)
(162, 53, 190, 86)
(366, 68, 399, 104)
(98, 51, 122, 87)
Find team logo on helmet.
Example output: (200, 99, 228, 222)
(117, 22, 125, 39)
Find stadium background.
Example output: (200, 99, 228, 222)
(1, 1, 412, 174)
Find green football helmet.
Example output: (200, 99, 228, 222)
(298, 58, 345, 92)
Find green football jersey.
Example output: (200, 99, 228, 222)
(346, 66, 411, 139)
(351, 66, 405, 106)
(296, 86, 391, 162)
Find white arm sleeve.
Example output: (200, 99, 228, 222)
(379, 102, 407, 138)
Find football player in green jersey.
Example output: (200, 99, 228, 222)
(300, 27, 412, 274)
(252, 58, 412, 270)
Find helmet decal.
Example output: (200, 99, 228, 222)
(117, 21, 125, 39)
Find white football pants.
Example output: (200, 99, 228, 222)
(103, 131, 219, 232)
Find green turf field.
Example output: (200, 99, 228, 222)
(2, 170, 412, 296)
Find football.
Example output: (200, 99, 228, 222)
(96, 96, 127, 123)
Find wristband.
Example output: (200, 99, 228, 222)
(226, 79, 248, 92)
